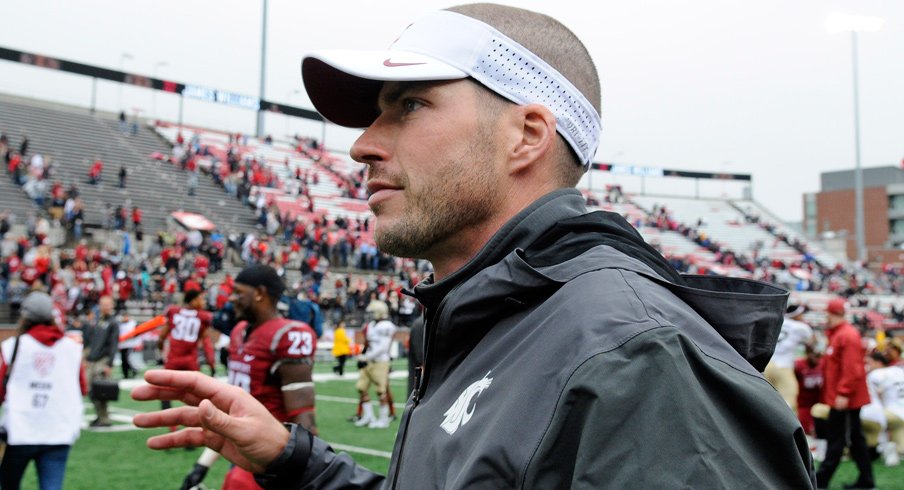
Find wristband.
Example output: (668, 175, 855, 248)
(254, 423, 313, 489)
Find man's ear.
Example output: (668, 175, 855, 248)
(507, 103, 557, 175)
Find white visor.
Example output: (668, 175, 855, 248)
(302, 10, 601, 167)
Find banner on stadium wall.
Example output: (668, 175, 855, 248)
(590, 162, 751, 182)
(0, 46, 323, 121)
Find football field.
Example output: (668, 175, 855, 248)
(18, 362, 406, 489)
(16, 361, 904, 489)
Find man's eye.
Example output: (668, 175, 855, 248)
(402, 99, 423, 113)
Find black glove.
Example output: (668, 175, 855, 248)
(180, 463, 209, 490)
(357, 360, 368, 369)
(208, 365, 216, 377)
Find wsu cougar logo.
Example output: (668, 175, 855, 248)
(441, 372, 493, 435)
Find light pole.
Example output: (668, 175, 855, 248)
(256, 0, 269, 138)
(152, 61, 168, 122)
(826, 13, 884, 264)
(118, 52, 134, 111)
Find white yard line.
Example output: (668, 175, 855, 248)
(316, 394, 407, 409)
(329, 443, 393, 459)
(117, 370, 407, 390)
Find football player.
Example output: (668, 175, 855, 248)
(354, 300, 397, 429)
(180, 265, 317, 490)
(159, 289, 217, 376)
(159, 289, 217, 433)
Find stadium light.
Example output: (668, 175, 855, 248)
(825, 13, 885, 33)
(825, 13, 883, 264)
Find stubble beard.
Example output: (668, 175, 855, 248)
(371, 135, 499, 260)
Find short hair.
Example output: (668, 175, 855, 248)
(183, 289, 202, 305)
(235, 264, 285, 301)
(869, 350, 889, 366)
(447, 3, 600, 186)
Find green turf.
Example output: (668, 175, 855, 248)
(14, 366, 904, 489)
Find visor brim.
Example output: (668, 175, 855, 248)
(301, 50, 467, 128)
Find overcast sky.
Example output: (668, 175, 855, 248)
(1, 0, 902, 222)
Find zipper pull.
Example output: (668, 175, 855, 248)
(412, 365, 423, 404)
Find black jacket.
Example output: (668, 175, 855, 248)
(263, 189, 815, 489)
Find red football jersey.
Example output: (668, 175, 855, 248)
(163, 306, 213, 370)
(227, 318, 316, 422)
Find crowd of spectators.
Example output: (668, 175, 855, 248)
(6, 123, 904, 339)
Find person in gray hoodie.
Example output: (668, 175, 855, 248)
(132, 3, 815, 488)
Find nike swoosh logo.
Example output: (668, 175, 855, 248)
(243, 354, 255, 362)
(383, 58, 426, 68)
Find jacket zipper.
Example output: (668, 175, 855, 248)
(390, 302, 441, 489)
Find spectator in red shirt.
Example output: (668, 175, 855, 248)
(115, 271, 133, 313)
(131, 206, 142, 230)
(815, 298, 874, 489)
(193, 254, 209, 279)
(88, 159, 103, 185)
(183, 272, 203, 293)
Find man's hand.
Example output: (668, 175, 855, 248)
(834, 395, 850, 410)
(131, 369, 290, 473)
(180, 463, 208, 490)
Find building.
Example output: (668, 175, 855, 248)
(804, 165, 904, 265)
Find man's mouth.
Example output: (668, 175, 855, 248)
(366, 181, 403, 207)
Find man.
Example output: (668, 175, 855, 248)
(83, 295, 119, 427)
(354, 300, 396, 429)
(815, 298, 874, 489)
(133, 4, 814, 488)
(178, 264, 318, 490)
(765, 302, 814, 411)
(117, 312, 139, 379)
(159, 289, 217, 376)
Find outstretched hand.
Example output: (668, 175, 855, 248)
(131, 369, 289, 473)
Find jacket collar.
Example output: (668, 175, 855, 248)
(412, 189, 789, 371)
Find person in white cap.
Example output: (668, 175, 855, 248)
(132, 4, 814, 488)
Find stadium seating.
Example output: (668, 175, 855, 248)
(0, 94, 259, 235)
(631, 195, 803, 262)
(153, 124, 375, 227)
(732, 199, 839, 268)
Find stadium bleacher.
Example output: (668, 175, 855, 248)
(0, 94, 260, 235)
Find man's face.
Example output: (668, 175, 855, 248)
(189, 294, 204, 310)
(99, 297, 114, 316)
(350, 80, 504, 259)
(230, 283, 257, 323)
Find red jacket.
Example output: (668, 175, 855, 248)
(820, 321, 870, 409)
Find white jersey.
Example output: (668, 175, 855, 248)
(867, 366, 904, 421)
(363, 320, 396, 363)
(1, 334, 84, 445)
(118, 318, 140, 349)
(771, 317, 813, 368)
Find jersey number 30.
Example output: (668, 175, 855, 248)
(172, 314, 201, 342)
